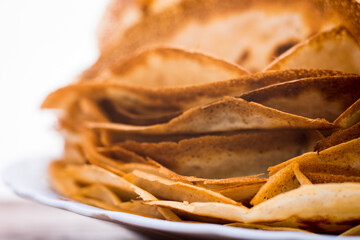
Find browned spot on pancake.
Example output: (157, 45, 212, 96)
(272, 40, 299, 58)
(236, 49, 250, 65)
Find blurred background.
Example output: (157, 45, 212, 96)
(0, 1, 156, 239)
(0, 0, 108, 200)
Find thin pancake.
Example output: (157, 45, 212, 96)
(265, 26, 360, 74)
(240, 75, 360, 121)
(86, 0, 360, 76)
(82, 47, 249, 85)
(116, 130, 322, 178)
(42, 69, 347, 116)
(87, 97, 333, 135)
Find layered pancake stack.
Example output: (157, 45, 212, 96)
(42, 0, 360, 234)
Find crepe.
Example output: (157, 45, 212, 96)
(265, 26, 360, 74)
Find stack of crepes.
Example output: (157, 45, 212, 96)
(42, 0, 360, 235)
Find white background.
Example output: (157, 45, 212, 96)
(0, 0, 109, 199)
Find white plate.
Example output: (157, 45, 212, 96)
(3, 157, 349, 240)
